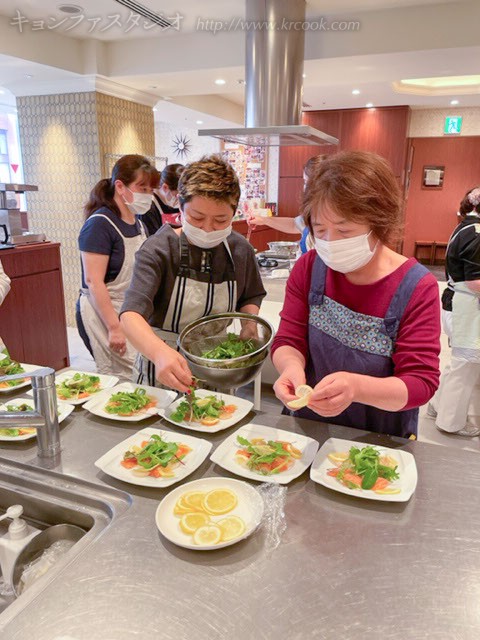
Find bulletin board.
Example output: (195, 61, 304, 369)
(221, 142, 268, 201)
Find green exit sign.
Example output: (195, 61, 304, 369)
(444, 116, 462, 134)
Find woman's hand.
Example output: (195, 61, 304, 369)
(154, 345, 193, 393)
(308, 372, 357, 417)
(108, 326, 127, 356)
(273, 365, 307, 407)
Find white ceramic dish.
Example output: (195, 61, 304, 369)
(160, 389, 253, 433)
(309, 437, 418, 502)
(83, 382, 177, 422)
(0, 363, 42, 394)
(210, 423, 319, 485)
(94, 427, 212, 487)
(0, 397, 75, 441)
(53, 370, 119, 405)
(155, 476, 264, 550)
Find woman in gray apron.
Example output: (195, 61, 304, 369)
(430, 187, 480, 436)
(272, 151, 441, 439)
(120, 155, 266, 392)
(77, 155, 159, 377)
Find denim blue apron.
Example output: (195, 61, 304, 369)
(292, 257, 430, 438)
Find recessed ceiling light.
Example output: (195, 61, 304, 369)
(0, 90, 5, 95)
(352, 89, 360, 95)
(196, 120, 203, 125)
(302, 74, 307, 79)
(25, 74, 33, 79)
(58, 4, 83, 14)
(450, 99, 459, 105)
(152, 108, 157, 112)
(366, 102, 374, 108)
(215, 79, 226, 85)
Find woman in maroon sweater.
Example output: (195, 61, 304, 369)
(272, 151, 441, 438)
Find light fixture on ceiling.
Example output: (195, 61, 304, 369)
(58, 4, 83, 13)
(196, 120, 203, 124)
(302, 74, 307, 79)
(152, 107, 157, 112)
(25, 75, 33, 79)
(215, 79, 226, 85)
(0, 90, 5, 95)
(366, 102, 374, 108)
(352, 89, 360, 95)
(450, 99, 459, 105)
(394, 74, 480, 96)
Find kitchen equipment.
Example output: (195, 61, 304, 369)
(178, 313, 274, 388)
(0, 183, 39, 246)
(267, 241, 299, 258)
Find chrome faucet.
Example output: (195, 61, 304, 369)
(0, 367, 61, 458)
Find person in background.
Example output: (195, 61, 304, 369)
(428, 187, 480, 436)
(246, 154, 327, 253)
(120, 154, 266, 392)
(77, 155, 160, 377)
(142, 163, 184, 235)
(0, 259, 10, 305)
(272, 151, 441, 439)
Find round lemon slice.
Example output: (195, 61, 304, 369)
(180, 512, 210, 535)
(327, 452, 349, 466)
(193, 524, 222, 546)
(286, 384, 313, 410)
(202, 488, 238, 515)
(217, 515, 246, 542)
(183, 491, 207, 512)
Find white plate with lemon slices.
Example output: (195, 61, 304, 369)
(155, 477, 264, 550)
(310, 437, 418, 502)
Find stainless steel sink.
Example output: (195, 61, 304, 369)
(0, 455, 131, 628)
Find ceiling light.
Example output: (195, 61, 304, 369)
(352, 89, 360, 95)
(152, 107, 157, 112)
(302, 74, 307, 79)
(394, 74, 480, 96)
(196, 120, 203, 125)
(0, 90, 5, 95)
(58, 4, 83, 13)
(366, 102, 374, 108)
(450, 99, 459, 105)
(215, 79, 226, 85)
(25, 75, 33, 79)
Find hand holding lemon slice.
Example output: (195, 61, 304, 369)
(286, 384, 313, 410)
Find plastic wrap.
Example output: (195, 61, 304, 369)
(18, 539, 75, 595)
(256, 483, 287, 550)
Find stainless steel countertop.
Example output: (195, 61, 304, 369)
(0, 395, 479, 639)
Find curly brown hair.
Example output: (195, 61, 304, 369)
(302, 151, 403, 244)
(178, 155, 241, 212)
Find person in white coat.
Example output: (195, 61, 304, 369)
(0, 259, 10, 305)
(431, 187, 480, 436)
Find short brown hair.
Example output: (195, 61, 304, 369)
(178, 155, 241, 212)
(302, 151, 403, 244)
(303, 154, 328, 180)
(160, 163, 184, 190)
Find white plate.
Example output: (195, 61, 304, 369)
(83, 382, 177, 422)
(0, 363, 42, 394)
(53, 370, 119, 405)
(309, 437, 418, 502)
(210, 423, 319, 485)
(0, 398, 75, 441)
(94, 427, 212, 487)
(160, 389, 253, 433)
(155, 477, 264, 550)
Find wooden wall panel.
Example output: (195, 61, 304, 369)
(403, 136, 480, 257)
(278, 177, 305, 218)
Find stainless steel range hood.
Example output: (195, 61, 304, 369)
(199, 0, 338, 148)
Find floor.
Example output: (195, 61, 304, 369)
(67, 269, 479, 454)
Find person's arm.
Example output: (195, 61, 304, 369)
(81, 252, 127, 355)
(0, 260, 11, 305)
(120, 311, 192, 392)
(247, 215, 301, 235)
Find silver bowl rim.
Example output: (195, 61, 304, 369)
(177, 312, 275, 366)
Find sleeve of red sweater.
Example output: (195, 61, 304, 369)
(271, 253, 441, 410)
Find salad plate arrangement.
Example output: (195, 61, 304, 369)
(94, 427, 212, 487)
(53, 371, 118, 405)
(161, 388, 253, 433)
(310, 437, 418, 502)
(83, 382, 176, 422)
(155, 476, 264, 550)
(0, 397, 74, 441)
(210, 423, 319, 484)
(0, 352, 41, 393)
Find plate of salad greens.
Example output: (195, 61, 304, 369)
(210, 424, 319, 484)
(0, 397, 75, 440)
(52, 370, 119, 405)
(0, 355, 41, 393)
(310, 438, 417, 502)
(83, 382, 177, 422)
(160, 388, 253, 433)
(94, 427, 212, 487)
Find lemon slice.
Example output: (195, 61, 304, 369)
(217, 516, 246, 542)
(202, 489, 238, 515)
(193, 524, 222, 546)
(374, 488, 401, 495)
(180, 512, 211, 534)
(286, 384, 313, 410)
(327, 452, 349, 466)
(183, 491, 207, 512)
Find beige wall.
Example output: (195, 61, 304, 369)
(409, 107, 480, 137)
(17, 91, 155, 326)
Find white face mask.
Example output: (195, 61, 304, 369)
(314, 231, 377, 273)
(181, 213, 232, 249)
(124, 187, 153, 215)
